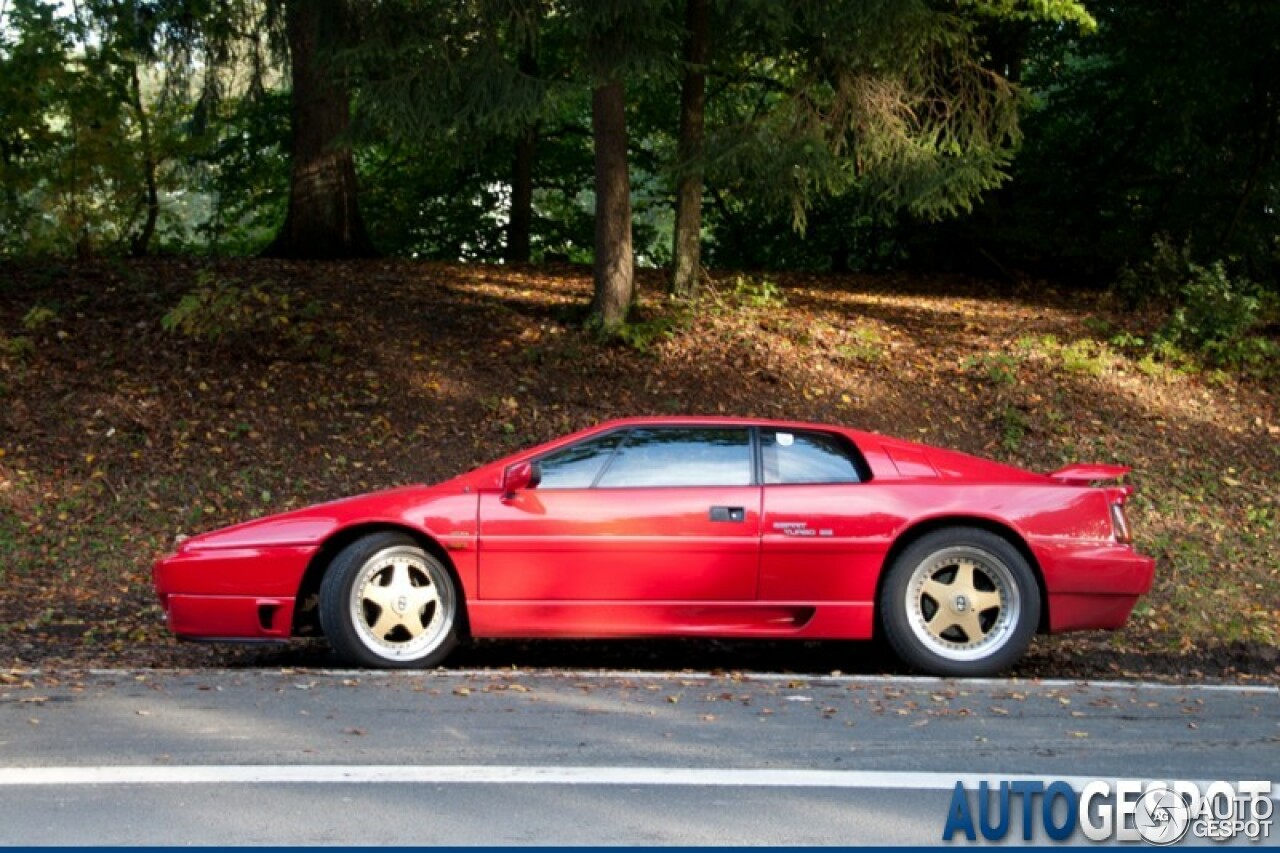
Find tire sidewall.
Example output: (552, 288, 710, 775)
(880, 527, 1040, 677)
(319, 532, 459, 669)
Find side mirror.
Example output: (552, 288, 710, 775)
(502, 461, 542, 496)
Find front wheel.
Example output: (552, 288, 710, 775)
(880, 527, 1040, 677)
(318, 532, 459, 668)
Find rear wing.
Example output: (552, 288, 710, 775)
(1050, 465, 1137, 542)
(1048, 464, 1131, 486)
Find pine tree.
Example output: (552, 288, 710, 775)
(345, 0, 548, 263)
(266, 0, 374, 259)
(676, 0, 1092, 271)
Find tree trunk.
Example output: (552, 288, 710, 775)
(507, 129, 536, 264)
(589, 78, 634, 330)
(670, 0, 710, 298)
(506, 44, 538, 264)
(266, 0, 375, 259)
(128, 62, 159, 258)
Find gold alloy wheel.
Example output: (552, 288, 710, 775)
(904, 547, 1021, 663)
(349, 546, 455, 661)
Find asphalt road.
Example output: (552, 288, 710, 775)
(0, 669, 1275, 845)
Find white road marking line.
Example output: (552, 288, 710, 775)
(76, 668, 1280, 694)
(441, 670, 1280, 694)
(0, 766, 1275, 795)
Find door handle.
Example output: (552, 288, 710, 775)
(709, 506, 746, 522)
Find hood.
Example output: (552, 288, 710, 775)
(180, 483, 445, 550)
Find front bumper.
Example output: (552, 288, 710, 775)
(153, 544, 317, 640)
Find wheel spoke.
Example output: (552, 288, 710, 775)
(924, 607, 957, 638)
(405, 582, 439, 614)
(952, 560, 976, 595)
(367, 606, 400, 640)
(361, 578, 396, 611)
(970, 588, 1002, 613)
(387, 560, 412, 593)
(955, 607, 987, 643)
(920, 578, 951, 603)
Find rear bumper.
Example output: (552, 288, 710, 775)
(153, 544, 315, 640)
(1031, 540, 1156, 632)
(1047, 592, 1143, 632)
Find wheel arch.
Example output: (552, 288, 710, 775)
(874, 516, 1049, 634)
(292, 522, 469, 639)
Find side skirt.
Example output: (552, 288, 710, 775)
(466, 602, 873, 640)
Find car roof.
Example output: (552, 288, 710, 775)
(593, 415, 852, 432)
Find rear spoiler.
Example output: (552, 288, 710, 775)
(1048, 464, 1131, 485)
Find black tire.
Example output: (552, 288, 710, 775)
(318, 531, 459, 669)
(879, 527, 1039, 677)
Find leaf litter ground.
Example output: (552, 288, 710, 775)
(0, 259, 1275, 682)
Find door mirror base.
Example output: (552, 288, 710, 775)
(501, 461, 542, 496)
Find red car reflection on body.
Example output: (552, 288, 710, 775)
(152, 416, 1155, 676)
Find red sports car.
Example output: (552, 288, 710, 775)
(152, 417, 1155, 676)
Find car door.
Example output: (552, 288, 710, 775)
(758, 428, 887, 603)
(478, 426, 761, 601)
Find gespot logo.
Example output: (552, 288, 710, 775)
(1133, 785, 1192, 845)
(942, 779, 1274, 844)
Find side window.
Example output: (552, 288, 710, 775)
(536, 432, 624, 489)
(596, 428, 753, 488)
(761, 430, 863, 485)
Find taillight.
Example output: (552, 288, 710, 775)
(1110, 502, 1132, 544)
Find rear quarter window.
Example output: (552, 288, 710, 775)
(761, 429, 869, 484)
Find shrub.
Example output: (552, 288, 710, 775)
(729, 276, 786, 309)
(0, 335, 34, 363)
(22, 306, 57, 331)
(161, 272, 320, 349)
(1115, 236, 1276, 370)
(1156, 262, 1271, 368)
(1114, 234, 1193, 309)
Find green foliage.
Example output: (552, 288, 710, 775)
(996, 403, 1028, 453)
(22, 306, 57, 331)
(963, 352, 1020, 386)
(0, 0, 279, 257)
(0, 0, 1272, 305)
(1117, 237, 1276, 371)
(609, 313, 683, 353)
(703, 1, 1034, 234)
(1108, 331, 1144, 351)
(1158, 268, 1269, 367)
(836, 324, 886, 364)
(954, 0, 1094, 30)
(728, 276, 785, 309)
(1058, 339, 1112, 376)
(967, 1, 1280, 289)
(0, 335, 35, 363)
(0, 0, 136, 254)
(161, 272, 319, 348)
(1113, 235, 1196, 309)
(189, 92, 292, 255)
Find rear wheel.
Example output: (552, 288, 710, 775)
(880, 527, 1039, 677)
(318, 532, 459, 668)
